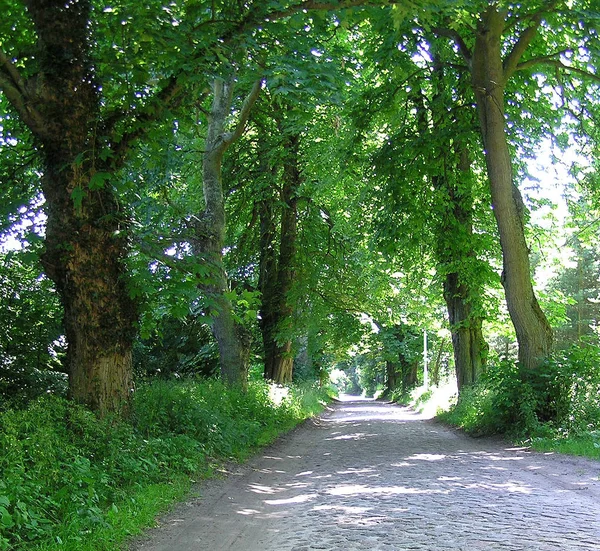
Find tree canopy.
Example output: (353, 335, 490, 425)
(1, 0, 599, 415)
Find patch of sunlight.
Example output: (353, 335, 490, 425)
(336, 468, 375, 475)
(486, 455, 525, 462)
(410, 380, 458, 419)
(248, 484, 279, 495)
(491, 482, 533, 494)
(313, 505, 370, 514)
(326, 484, 451, 496)
(407, 453, 447, 461)
(328, 432, 377, 441)
(268, 384, 290, 405)
(264, 493, 317, 505)
(284, 482, 311, 489)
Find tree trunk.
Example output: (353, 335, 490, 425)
(471, 7, 553, 371)
(258, 127, 300, 384)
(437, 146, 488, 391)
(417, 55, 489, 393)
(402, 360, 418, 393)
(385, 360, 399, 395)
(444, 273, 486, 389)
(270, 133, 300, 383)
(20, 0, 136, 415)
(194, 76, 260, 386)
(258, 183, 280, 380)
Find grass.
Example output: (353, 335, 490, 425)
(30, 477, 194, 551)
(525, 432, 600, 460)
(0, 378, 330, 551)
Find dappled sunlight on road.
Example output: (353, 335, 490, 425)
(135, 398, 600, 551)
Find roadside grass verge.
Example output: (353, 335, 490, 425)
(0, 379, 330, 551)
(525, 432, 600, 460)
(430, 347, 600, 461)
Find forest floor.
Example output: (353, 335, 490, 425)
(130, 397, 600, 551)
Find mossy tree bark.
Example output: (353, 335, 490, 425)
(194, 76, 260, 387)
(1, 0, 137, 415)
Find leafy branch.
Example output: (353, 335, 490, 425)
(0, 48, 46, 139)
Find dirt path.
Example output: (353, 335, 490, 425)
(132, 398, 600, 551)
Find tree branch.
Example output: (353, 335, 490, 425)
(0, 49, 26, 95)
(223, 78, 262, 146)
(109, 78, 206, 169)
(431, 27, 472, 67)
(515, 57, 600, 83)
(502, 12, 543, 81)
(0, 48, 47, 138)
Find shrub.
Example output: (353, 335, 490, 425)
(0, 378, 328, 550)
(438, 343, 600, 439)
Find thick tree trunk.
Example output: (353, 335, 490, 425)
(471, 8, 553, 371)
(23, 0, 136, 415)
(418, 56, 488, 393)
(385, 360, 399, 395)
(402, 360, 418, 393)
(258, 187, 279, 381)
(270, 133, 300, 383)
(437, 147, 488, 392)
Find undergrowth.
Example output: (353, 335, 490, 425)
(436, 343, 600, 459)
(0, 378, 330, 550)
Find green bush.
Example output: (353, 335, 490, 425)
(0, 378, 329, 550)
(438, 343, 600, 439)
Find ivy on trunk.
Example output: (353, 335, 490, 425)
(0, 0, 137, 415)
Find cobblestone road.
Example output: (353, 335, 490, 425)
(133, 399, 600, 551)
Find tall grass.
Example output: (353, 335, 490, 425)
(0, 379, 330, 550)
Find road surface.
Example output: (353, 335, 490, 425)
(132, 398, 600, 551)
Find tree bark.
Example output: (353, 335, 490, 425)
(258, 122, 300, 384)
(471, 7, 553, 371)
(437, 146, 488, 391)
(444, 273, 487, 389)
(415, 55, 489, 393)
(194, 76, 260, 386)
(257, 179, 286, 382)
(270, 133, 300, 383)
(6, 0, 137, 415)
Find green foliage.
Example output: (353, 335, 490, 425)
(133, 316, 219, 379)
(0, 251, 66, 409)
(0, 378, 327, 550)
(438, 343, 600, 439)
(437, 363, 539, 437)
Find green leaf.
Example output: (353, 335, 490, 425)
(71, 186, 87, 210)
(0, 509, 13, 529)
(89, 171, 111, 191)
